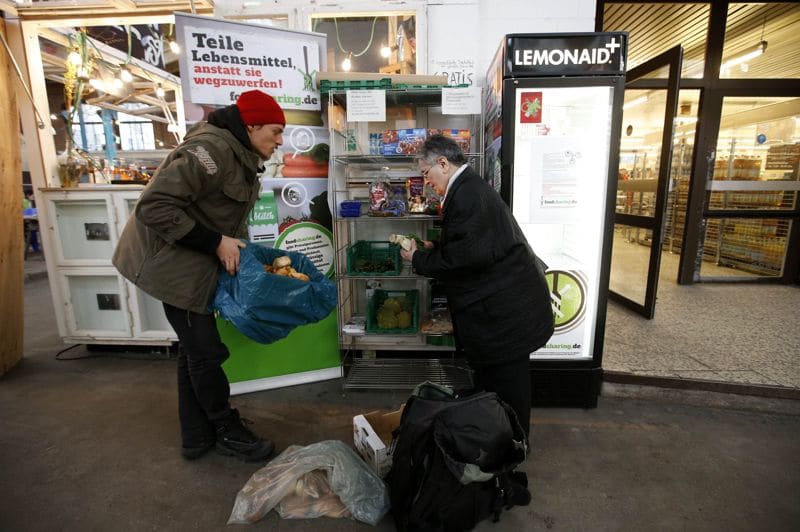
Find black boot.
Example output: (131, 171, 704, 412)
(181, 438, 215, 461)
(181, 423, 217, 461)
(214, 409, 275, 462)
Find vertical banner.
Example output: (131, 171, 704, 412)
(174, 13, 332, 274)
(174, 14, 339, 390)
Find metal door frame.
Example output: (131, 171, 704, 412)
(609, 45, 682, 318)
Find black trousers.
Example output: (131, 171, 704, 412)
(470, 355, 532, 442)
(163, 302, 231, 446)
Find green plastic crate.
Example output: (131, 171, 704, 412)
(366, 289, 419, 335)
(320, 78, 392, 94)
(346, 241, 401, 276)
(391, 83, 466, 89)
(426, 335, 456, 347)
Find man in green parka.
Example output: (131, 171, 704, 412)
(113, 90, 284, 462)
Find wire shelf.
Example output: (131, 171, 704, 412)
(344, 357, 473, 391)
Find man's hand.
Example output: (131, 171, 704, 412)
(400, 239, 418, 262)
(216, 236, 246, 275)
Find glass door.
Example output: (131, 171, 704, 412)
(609, 46, 682, 318)
(698, 95, 800, 281)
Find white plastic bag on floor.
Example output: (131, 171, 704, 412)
(227, 440, 390, 526)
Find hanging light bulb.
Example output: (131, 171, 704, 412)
(341, 52, 352, 72)
(113, 77, 124, 90)
(155, 84, 166, 98)
(119, 66, 133, 83)
(169, 39, 180, 54)
(380, 44, 391, 58)
(90, 78, 105, 91)
(77, 66, 91, 82)
(67, 50, 83, 67)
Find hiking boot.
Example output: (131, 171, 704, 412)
(181, 438, 215, 461)
(214, 409, 275, 462)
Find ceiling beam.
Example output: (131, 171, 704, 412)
(37, 27, 181, 91)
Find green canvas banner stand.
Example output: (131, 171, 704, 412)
(175, 14, 340, 395)
(219, 311, 341, 395)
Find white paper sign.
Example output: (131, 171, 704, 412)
(176, 15, 321, 110)
(442, 87, 481, 115)
(346, 90, 386, 122)
(431, 58, 476, 86)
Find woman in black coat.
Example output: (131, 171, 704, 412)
(401, 135, 554, 441)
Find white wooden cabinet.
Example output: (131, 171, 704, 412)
(41, 187, 176, 345)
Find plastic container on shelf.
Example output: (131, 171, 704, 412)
(340, 200, 362, 217)
(346, 241, 402, 276)
(366, 289, 419, 334)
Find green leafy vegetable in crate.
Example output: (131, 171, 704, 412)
(376, 297, 412, 329)
(354, 257, 396, 273)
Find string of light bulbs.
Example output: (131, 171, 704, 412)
(334, 17, 378, 71)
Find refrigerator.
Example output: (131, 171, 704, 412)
(484, 33, 628, 407)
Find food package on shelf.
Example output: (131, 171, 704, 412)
(382, 128, 426, 155)
(420, 307, 453, 335)
(406, 176, 426, 213)
(368, 180, 405, 216)
(427, 128, 471, 152)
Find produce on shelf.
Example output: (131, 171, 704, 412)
(263, 255, 310, 281)
(376, 296, 412, 329)
(388, 233, 424, 250)
(353, 257, 396, 273)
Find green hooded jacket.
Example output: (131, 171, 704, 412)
(112, 122, 261, 314)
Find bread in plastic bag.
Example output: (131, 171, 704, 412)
(276, 469, 350, 519)
(227, 440, 390, 525)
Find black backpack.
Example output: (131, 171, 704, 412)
(387, 382, 531, 531)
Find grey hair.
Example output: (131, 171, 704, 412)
(417, 134, 467, 166)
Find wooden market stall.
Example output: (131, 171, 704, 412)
(1, 1, 212, 358)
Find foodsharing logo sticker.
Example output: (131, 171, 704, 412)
(546, 270, 587, 333)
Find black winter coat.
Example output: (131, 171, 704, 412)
(411, 167, 554, 364)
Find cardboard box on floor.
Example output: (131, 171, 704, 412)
(353, 407, 403, 478)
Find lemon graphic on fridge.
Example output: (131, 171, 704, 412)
(546, 270, 587, 333)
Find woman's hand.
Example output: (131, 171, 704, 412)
(216, 236, 246, 275)
(400, 239, 418, 262)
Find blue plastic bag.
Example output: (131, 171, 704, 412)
(212, 241, 337, 344)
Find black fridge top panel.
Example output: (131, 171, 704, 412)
(500, 32, 628, 77)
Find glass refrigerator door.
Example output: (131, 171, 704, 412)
(512, 85, 615, 360)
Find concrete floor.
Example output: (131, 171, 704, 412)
(2, 276, 799, 530)
(605, 237, 800, 390)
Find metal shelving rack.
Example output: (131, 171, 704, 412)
(326, 87, 482, 391)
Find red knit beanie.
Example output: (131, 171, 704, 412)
(235, 90, 286, 126)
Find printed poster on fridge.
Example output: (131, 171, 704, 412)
(512, 85, 615, 359)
